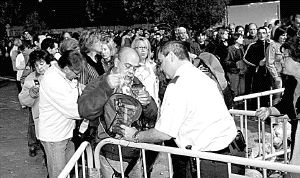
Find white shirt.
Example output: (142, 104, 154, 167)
(38, 64, 81, 142)
(15, 53, 25, 81)
(155, 62, 237, 151)
(135, 61, 159, 106)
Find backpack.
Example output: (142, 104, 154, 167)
(98, 93, 143, 162)
(193, 52, 235, 109)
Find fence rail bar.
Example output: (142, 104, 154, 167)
(58, 141, 94, 178)
(229, 109, 256, 116)
(94, 138, 300, 174)
(234, 88, 285, 101)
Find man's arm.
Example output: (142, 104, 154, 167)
(121, 126, 172, 143)
(78, 74, 113, 120)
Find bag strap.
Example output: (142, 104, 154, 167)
(199, 59, 223, 91)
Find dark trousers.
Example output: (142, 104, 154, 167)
(28, 108, 38, 148)
(165, 139, 245, 178)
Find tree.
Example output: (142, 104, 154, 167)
(153, 0, 231, 29)
(24, 11, 47, 33)
(0, 0, 23, 25)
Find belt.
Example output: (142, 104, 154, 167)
(211, 145, 231, 154)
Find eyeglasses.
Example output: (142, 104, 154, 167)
(135, 46, 148, 50)
(120, 60, 140, 71)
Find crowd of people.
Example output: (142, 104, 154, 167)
(1, 12, 300, 178)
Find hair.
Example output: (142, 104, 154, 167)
(79, 29, 102, 53)
(100, 33, 118, 57)
(235, 26, 244, 34)
(59, 38, 79, 54)
(131, 37, 152, 61)
(274, 20, 280, 26)
(281, 36, 300, 63)
(257, 26, 267, 33)
(72, 32, 80, 40)
(248, 23, 257, 29)
(194, 30, 206, 38)
(232, 33, 243, 42)
(18, 40, 31, 52)
(13, 38, 22, 47)
(158, 41, 189, 61)
(273, 27, 286, 42)
(292, 13, 300, 21)
(58, 50, 85, 72)
(29, 49, 53, 69)
(41, 38, 56, 51)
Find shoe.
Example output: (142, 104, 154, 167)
(29, 146, 37, 157)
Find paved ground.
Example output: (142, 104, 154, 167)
(0, 80, 47, 178)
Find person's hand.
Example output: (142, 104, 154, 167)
(255, 107, 271, 121)
(136, 88, 151, 106)
(120, 125, 138, 142)
(274, 77, 282, 87)
(29, 86, 39, 98)
(107, 74, 122, 89)
(259, 59, 266, 66)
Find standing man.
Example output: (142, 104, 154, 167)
(243, 27, 271, 107)
(78, 47, 158, 178)
(243, 23, 257, 50)
(121, 41, 245, 178)
(38, 50, 85, 178)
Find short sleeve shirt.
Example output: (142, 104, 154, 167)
(155, 62, 237, 151)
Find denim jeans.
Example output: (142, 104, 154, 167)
(41, 138, 75, 178)
(99, 155, 143, 178)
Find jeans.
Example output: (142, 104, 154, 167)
(28, 108, 38, 148)
(99, 155, 143, 178)
(227, 73, 245, 96)
(41, 138, 75, 178)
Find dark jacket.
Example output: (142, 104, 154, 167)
(274, 76, 299, 154)
(244, 40, 269, 67)
(78, 73, 158, 161)
(78, 73, 157, 122)
(224, 45, 244, 74)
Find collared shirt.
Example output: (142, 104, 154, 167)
(38, 64, 81, 142)
(155, 62, 237, 151)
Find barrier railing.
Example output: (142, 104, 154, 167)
(58, 141, 94, 178)
(94, 138, 300, 178)
(229, 108, 290, 177)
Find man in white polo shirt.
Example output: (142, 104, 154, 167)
(121, 41, 245, 178)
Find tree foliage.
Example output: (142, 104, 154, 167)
(153, 0, 230, 29)
(1, 0, 231, 29)
(0, 0, 23, 25)
(24, 11, 47, 32)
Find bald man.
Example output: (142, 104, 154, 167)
(78, 47, 158, 178)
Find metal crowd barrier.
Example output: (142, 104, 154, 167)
(58, 141, 94, 178)
(93, 138, 300, 178)
(59, 88, 290, 178)
(231, 88, 288, 177)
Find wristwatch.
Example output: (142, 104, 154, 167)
(132, 130, 140, 143)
